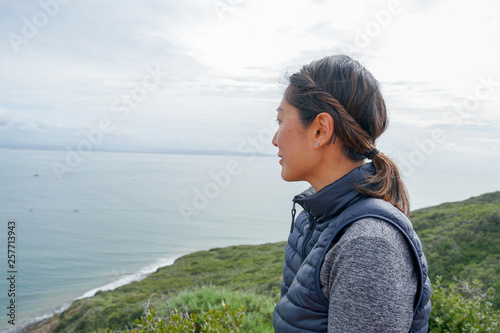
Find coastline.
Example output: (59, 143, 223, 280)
(15, 255, 183, 333)
(17, 241, 288, 333)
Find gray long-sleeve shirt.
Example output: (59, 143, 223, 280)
(319, 217, 418, 333)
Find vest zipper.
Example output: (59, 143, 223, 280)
(290, 202, 297, 233)
(290, 200, 315, 258)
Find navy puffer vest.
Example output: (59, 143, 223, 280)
(273, 163, 431, 333)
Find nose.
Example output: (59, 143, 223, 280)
(272, 129, 278, 147)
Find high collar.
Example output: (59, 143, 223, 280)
(293, 163, 375, 224)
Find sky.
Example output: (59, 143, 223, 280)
(1, 0, 500, 201)
(1, 0, 499, 153)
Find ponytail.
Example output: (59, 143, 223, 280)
(286, 55, 411, 216)
(360, 153, 410, 216)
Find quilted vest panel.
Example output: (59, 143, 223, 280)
(274, 195, 431, 333)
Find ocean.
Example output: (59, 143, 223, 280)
(0, 148, 307, 332)
(0, 147, 498, 332)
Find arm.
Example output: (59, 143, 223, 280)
(321, 219, 417, 333)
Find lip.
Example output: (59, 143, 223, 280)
(278, 153, 283, 164)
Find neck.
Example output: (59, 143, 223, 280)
(307, 157, 365, 192)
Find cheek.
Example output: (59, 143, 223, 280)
(280, 131, 294, 151)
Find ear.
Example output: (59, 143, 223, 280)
(311, 112, 334, 149)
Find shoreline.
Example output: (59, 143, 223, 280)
(13, 255, 183, 333)
(15, 240, 287, 333)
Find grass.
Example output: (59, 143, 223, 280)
(48, 242, 286, 332)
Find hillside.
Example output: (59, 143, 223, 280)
(411, 191, 500, 308)
(25, 242, 286, 332)
(25, 191, 500, 332)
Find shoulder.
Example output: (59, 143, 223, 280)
(337, 217, 411, 253)
(320, 217, 418, 298)
(325, 217, 417, 269)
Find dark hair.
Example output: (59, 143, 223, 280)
(285, 55, 410, 216)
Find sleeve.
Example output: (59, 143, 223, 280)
(323, 236, 415, 333)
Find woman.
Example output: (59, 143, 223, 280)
(272, 55, 431, 333)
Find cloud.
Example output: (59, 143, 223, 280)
(0, 0, 499, 154)
(0, 107, 81, 131)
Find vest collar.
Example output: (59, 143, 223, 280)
(292, 163, 375, 224)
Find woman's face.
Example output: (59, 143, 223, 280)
(272, 98, 316, 182)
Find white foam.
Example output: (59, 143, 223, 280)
(76, 256, 180, 299)
(8, 303, 71, 333)
(13, 255, 183, 333)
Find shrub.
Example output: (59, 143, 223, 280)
(429, 276, 500, 332)
(96, 303, 245, 333)
(95, 286, 274, 332)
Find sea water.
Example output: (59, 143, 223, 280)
(0, 148, 307, 332)
(0, 147, 498, 332)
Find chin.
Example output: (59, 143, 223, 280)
(280, 170, 291, 181)
(281, 170, 299, 182)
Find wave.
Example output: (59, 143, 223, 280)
(2, 303, 71, 333)
(13, 256, 181, 333)
(76, 255, 181, 299)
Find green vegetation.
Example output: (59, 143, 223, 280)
(96, 286, 276, 332)
(26, 191, 500, 332)
(42, 242, 285, 332)
(97, 303, 246, 333)
(162, 286, 277, 331)
(412, 191, 500, 309)
(429, 276, 499, 332)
